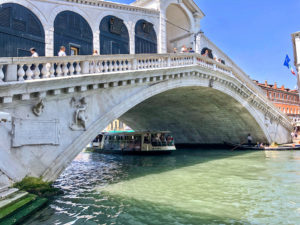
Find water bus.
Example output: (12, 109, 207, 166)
(88, 131, 176, 154)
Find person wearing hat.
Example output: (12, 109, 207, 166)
(30, 48, 39, 57)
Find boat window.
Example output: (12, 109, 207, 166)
(144, 134, 150, 144)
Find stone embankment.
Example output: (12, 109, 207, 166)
(0, 183, 48, 224)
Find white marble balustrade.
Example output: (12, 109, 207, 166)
(0, 53, 238, 83)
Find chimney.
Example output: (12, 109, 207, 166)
(264, 80, 268, 87)
(281, 85, 285, 90)
(274, 82, 277, 89)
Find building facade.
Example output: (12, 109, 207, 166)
(255, 80, 300, 123)
(103, 119, 132, 132)
(0, 0, 204, 57)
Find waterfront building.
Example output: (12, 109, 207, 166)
(103, 119, 132, 132)
(255, 80, 300, 123)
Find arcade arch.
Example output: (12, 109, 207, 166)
(99, 15, 129, 55)
(135, 19, 157, 54)
(54, 11, 93, 56)
(0, 3, 45, 57)
(166, 3, 192, 53)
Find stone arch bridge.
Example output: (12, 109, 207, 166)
(0, 53, 292, 186)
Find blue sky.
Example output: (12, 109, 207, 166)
(109, 0, 300, 89)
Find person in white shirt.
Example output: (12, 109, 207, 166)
(58, 46, 67, 56)
(30, 48, 38, 57)
(247, 134, 253, 144)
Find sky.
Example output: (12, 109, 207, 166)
(108, 0, 300, 89)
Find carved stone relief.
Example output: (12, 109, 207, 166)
(32, 99, 44, 116)
(70, 97, 88, 131)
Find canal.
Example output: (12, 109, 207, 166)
(24, 149, 300, 225)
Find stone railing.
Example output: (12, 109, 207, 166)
(0, 54, 196, 82)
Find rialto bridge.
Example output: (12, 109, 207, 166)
(0, 0, 293, 186)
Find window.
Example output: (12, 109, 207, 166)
(70, 46, 79, 56)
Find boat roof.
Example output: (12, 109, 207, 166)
(104, 131, 172, 136)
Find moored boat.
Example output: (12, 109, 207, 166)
(224, 141, 300, 151)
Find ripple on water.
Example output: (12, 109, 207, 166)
(24, 150, 300, 225)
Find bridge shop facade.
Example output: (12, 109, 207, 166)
(0, 0, 204, 57)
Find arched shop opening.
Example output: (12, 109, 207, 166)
(166, 4, 191, 53)
(0, 3, 45, 57)
(54, 11, 93, 56)
(100, 15, 129, 55)
(135, 19, 157, 54)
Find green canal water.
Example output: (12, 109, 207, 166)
(24, 150, 300, 225)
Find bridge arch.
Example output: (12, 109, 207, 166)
(54, 10, 93, 56)
(135, 19, 157, 54)
(42, 76, 272, 181)
(0, 3, 45, 57)
(99, 15, 129, 55)
(164, 2, 195, 53)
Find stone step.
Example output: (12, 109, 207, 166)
(0, 191, 28, 210)
(0, 193, 37, 222)
(0, 196, 48, 225)
(0, 188, 18, 200)
(0, 185, 10, 193)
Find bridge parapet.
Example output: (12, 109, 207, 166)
(0, 53, 292, 130)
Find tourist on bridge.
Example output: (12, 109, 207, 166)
(58, 46, 67, 56)
(180, 45, 188, 53)
(30, 48, 38, 57)
(189, 47, 195, 53)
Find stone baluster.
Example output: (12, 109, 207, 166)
(75, 62, 81, 75)
(167, 57, 171, 67)
(49, 63, 55, 78)
(114, 61, 118, 71)
(89, 61, 95, 74)
(63, 63, 69, 76)
(127, 60, 131, 70)
(41, 63, 49, 78)
(140, 60, 143, 69)
(108, 61, 113, 72)
(17, 64, 25, 81)
(56, 63, 62, 77)
(94, 61, 100, 73)
(147, 59, 151, 68)
(0, 65, 4, 82)
(33, 63, 40, 79)
(104, 61, 108, 72)
(99, 61, 104, 72)
(132, 59, 137, 70)
(69, 62, 75, 75)
(119, 60, 123, 71)
(25, 65, 33, 80)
